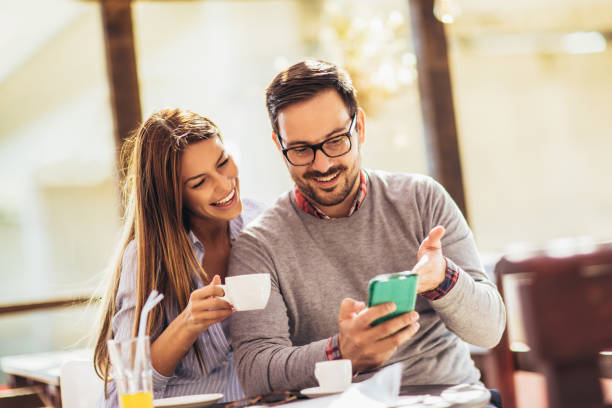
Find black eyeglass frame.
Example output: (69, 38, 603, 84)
(277, 113, 357, 166)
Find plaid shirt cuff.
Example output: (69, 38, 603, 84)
(420, 257, 460, 300)
(325, 334, 342, 360)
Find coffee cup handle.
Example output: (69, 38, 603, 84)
(218, 284, 232, 304)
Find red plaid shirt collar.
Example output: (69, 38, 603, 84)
(294, 170, 368, 219)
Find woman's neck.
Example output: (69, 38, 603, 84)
(189, 217, 230, 248)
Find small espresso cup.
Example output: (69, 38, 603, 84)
(314, 359, 352, 392)
(219, 273, 271, 311)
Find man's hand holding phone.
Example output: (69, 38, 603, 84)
(336, 298, 420, 374)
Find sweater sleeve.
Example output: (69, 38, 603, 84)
(418, 177, 506, 348)
(228, 232, 328, 397)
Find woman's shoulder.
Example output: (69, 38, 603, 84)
(240, 198, 267, 225)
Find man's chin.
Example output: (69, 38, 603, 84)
(310, 187, 350, 207)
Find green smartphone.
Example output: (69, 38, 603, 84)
(367, 271, 418, 326)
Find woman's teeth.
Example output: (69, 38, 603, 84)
(213, 188, 235, 206)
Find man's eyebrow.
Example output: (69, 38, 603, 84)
(183, 151, 225, 184)
(284, 124, 349, 148)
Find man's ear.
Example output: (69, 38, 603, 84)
(272, 132, 282, 152)
(357, 107, 366, 146)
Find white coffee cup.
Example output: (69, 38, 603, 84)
(219, 273, 271, 311)
(314, 359, 352, 392)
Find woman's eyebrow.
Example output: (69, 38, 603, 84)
(183, 151, 226, 185)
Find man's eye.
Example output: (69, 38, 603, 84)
(292, 147, 311, 155)
(326, 136, 344, 146)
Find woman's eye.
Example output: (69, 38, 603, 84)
(193, 179, 205, 188)
(219, 157, 229, 167)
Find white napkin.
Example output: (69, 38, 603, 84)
(330, 363, 403, 408)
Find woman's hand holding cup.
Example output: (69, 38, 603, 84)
(181, 275, 234, 336)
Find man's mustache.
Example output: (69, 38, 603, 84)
(303, 166, 347, 180)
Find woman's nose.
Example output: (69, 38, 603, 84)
(214, 174, 232, 193)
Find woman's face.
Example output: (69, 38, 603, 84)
(181, 137, 242, 223)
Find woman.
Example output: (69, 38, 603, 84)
(93, 108, 264, 406)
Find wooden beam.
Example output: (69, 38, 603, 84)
(101, 0, 142, 167)
(408, 0, 468, 221)
(0, 296, 97, 316)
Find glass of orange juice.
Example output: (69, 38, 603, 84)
(107, 336, 154, 408)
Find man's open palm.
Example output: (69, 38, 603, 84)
(413, 226, 447, 293)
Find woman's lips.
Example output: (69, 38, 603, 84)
(211, 187, 237, 208)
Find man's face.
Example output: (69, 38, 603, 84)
(274, 89, 365, 212)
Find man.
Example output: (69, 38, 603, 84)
(228, 60, 505, 397)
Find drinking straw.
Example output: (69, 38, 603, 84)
(138, 290, 164, 338)
(133, 289, 164, 390)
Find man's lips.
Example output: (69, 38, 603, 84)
(312, 170, 340, 183)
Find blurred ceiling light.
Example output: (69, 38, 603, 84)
(372, 62, 397, 92)
(321, 2, 414, 115)
(402, 52, 417, 66)
(351, 17, 367, 32)
(461, 31, 607, 55)
(388, 10, 404, 29)
(397, 66, 416, 85)
(562, 31, 607, 54)
(370, 18, 384, 36)
(433, 0, 462, 24)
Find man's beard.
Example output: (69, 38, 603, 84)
(295, 163, 360, 208)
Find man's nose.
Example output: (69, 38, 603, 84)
(310, 148, 333, 173)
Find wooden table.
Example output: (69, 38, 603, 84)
(209, 383, 491, 408)
(1, 349, 91, 408)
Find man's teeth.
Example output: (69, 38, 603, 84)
(314, 172, 339, 182)
(214, 189, 235, 206)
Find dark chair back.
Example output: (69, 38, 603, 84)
(497, 243, 612, 408)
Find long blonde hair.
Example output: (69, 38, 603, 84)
(93, 108, 222, 385)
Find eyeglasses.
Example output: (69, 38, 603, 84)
(278, 114, 357, 166)
(223, 390, 299, 407)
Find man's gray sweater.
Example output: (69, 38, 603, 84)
(228, 170, 506, 396)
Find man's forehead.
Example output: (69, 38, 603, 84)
(277, 95, 351, 143)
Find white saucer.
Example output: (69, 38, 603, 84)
(300, 386, 347, 398)
(153, 393, 224, 408)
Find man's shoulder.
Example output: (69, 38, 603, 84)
(237, 191, 295, 242)
(367, 169, 441, 198)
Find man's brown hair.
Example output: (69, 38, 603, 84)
(265, 60, 358, 136)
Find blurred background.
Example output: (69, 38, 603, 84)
(1, 0, 611, 387)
